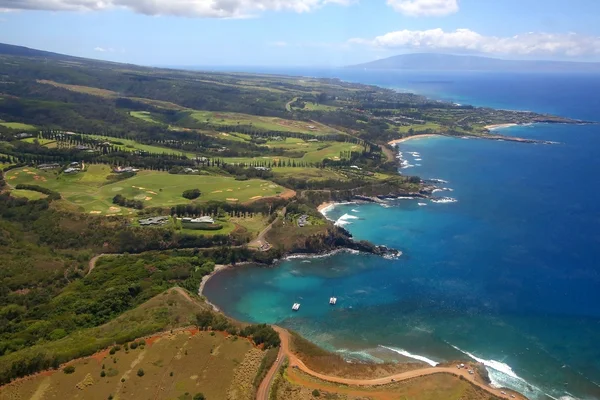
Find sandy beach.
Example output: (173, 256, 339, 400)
(485, 123, 518, 130)
(387, 134, 442, 146)
(317, 202, 335, 214)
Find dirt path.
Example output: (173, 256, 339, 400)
(273, 327, 523, 400)
(87, 253, 114, 276)
(256, 347, 285, 400)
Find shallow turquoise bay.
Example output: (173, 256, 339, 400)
(205, 72, 600, 400)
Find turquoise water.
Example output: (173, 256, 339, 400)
(204, 72, 600, 400)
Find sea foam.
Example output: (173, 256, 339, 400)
(431, 197, 458, 204)
(450, 345, 551, 399)
(335, 213, 359, 227)
(379, 346, 439, 367)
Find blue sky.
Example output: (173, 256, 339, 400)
(1, 0, 599, 66)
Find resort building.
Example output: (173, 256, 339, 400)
(139, 216, 170, 226)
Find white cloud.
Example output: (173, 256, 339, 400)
(0, 0, 353, 17)
(387, 0, 458, 16)
(94, 46, 115, 52)
(350, 28, 600, 57)
(269, 41, 288, 47)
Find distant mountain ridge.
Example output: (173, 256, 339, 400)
(349, 53, 600, 73)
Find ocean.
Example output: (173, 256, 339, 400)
(203, 70, 600, 400)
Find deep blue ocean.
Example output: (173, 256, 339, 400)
(204, 69, 600, 400)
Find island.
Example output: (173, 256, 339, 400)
(0, 42, 577, 400)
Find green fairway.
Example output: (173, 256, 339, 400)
(271, 167, 347, 181)
(223, 141, 362, 165)
(10, 189, 48, 200)
(84, 134, 194, 158)
(129, 111, 163, 124)
(21, 137, 57, 148)
(5, 165, 286, 215)
(0, 121, 37, 130)
(302, 102, 339, 111)
(396, 122, 443, 134)
(189, 110, 343, 135)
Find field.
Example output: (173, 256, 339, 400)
(5, 165, 287, 215)
(21, 137, 58, 148)
(301, 102, 339, 111)
(37, 79, 118, 98)
(190, 110, 343, 135)
(85, 134, 193, 157)
(222, 141, 361, 166)
(395, 122, 443, 134)
(0, 121, 37, 130)
(9, 189, 48, 200)
(129, 111, 163, 124)
(0, 289, 266, 400)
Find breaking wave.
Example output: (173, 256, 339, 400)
(379, 346, 439, 367)
(284, 249, 361, 261)
(335, 213, 359, 227)
(450, 345, 556, 400)
(431, 197, 458, 204)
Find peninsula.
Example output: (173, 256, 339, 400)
(0, 42, 582, 399)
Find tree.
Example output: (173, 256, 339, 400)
(137, 368, 144, 377)
(182, 188, 201, 200)
(312, 389, 320, 397)
(193, 394, 206, 400)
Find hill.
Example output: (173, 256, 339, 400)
(349, 53, 600, 72)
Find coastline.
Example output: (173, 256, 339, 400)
(198, 263, 252, 312)
(388, 134, 442, 146)
(485, 123, 518, 130)
(317, 201, 335, 214)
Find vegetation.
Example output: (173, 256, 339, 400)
(0, 42, 578, 396)
(182, 188, 201, 200)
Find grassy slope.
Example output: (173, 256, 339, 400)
(0, 290, 265, 400)
(6, 165, 285, 214)
(0, 122, 37, 130)
(190, 110, 344, 136)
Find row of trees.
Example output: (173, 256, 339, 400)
(112, 194, 144, 210)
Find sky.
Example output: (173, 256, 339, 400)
(1, 0, 600, 67)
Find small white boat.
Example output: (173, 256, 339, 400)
(329, 297, 337, 305)
(292, 303, 301, 311)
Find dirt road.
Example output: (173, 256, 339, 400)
(271, 327, 522, 400)
(256, 346, 285, 400)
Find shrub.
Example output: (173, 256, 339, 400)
(137, 368, 144, 377)
(312, 389, 320, 397)
(193, 393, 206, 400)
(100, 370, 106, 377)
(63, 365, 75, 374)
(182, 189, 201, 200)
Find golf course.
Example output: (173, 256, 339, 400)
(5, 165, 287, 215)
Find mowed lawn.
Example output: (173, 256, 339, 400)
(190, 110, 344, 136)
(129, 111, 163, 124)
(6, 165, 286, 215)
(0, 121, 37, 130)
(21, 137, 58, 148)
(85, 134, 194, 158)
(223, 141, 361, 165)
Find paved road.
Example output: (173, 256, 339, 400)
(256, 346, 285, 400)
(271, 327, 523, 400)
